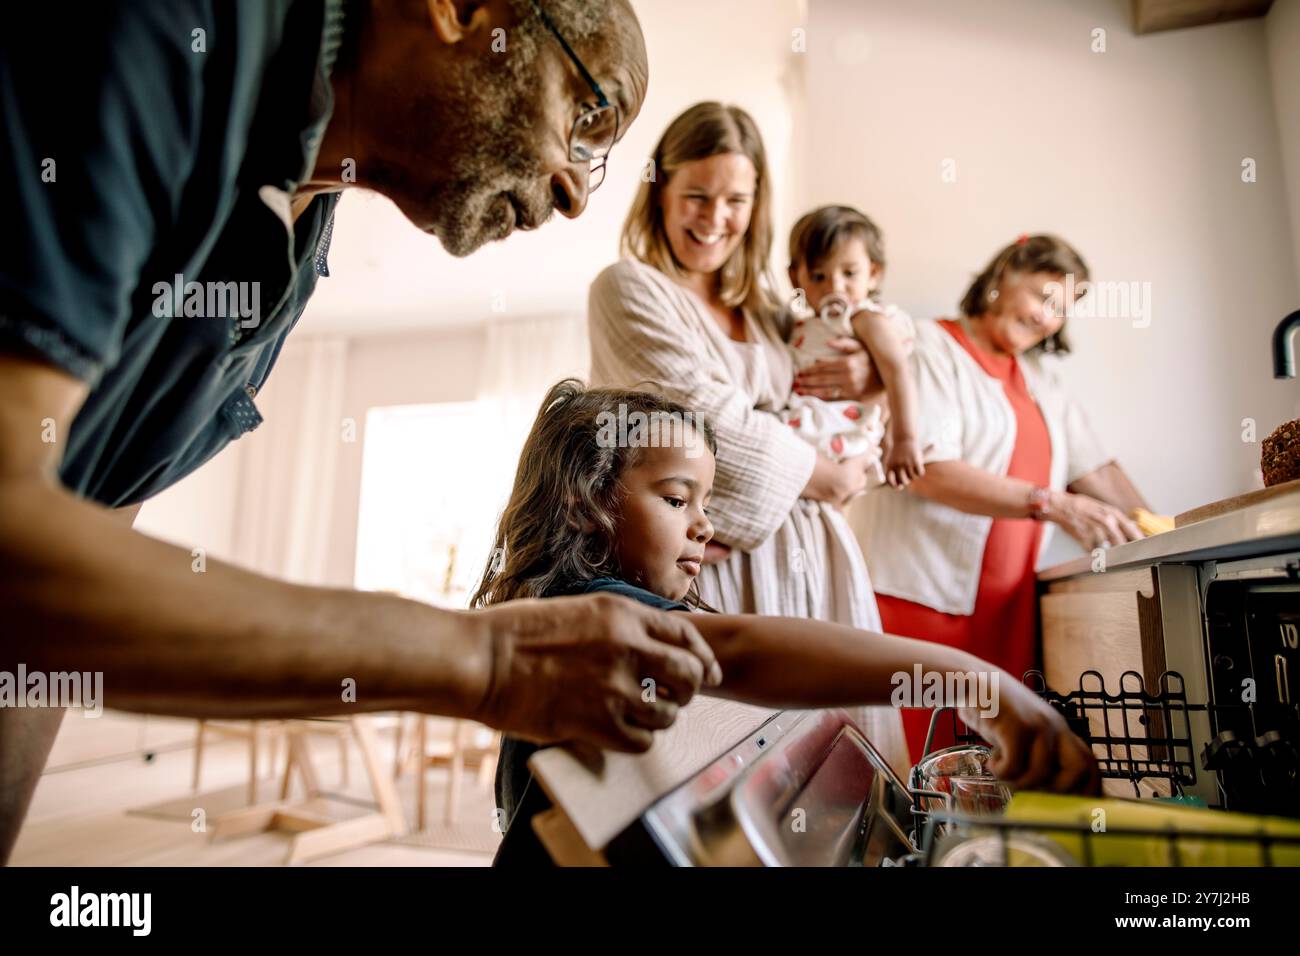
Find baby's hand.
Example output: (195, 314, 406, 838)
(884, 436, 925, 488)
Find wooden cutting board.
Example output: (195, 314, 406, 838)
(1175, 477, 1300, 527)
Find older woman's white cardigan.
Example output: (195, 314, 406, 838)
(850, 317, 1112, 616)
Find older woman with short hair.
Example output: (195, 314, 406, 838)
(851, 234, 1149, 761)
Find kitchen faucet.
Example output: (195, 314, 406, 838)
(1276, 309, 1300, 378)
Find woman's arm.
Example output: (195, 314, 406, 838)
(1068, 461, 1149, 513)
(690, 612, 1099, 793)
(908, 460, 1143, 549)
(907, 459, 1037, 517)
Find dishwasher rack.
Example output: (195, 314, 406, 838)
(915, 668, 1300, 798)
(896, 669, 1300, 866)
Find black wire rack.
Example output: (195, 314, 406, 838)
(894, 670, 1300, 866)
(914, 669, 1201, 797)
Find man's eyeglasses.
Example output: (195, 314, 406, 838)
(530, 1, 620, 192)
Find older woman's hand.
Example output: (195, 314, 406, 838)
(793, 337, 870, 401)
(1046, 490, 1143, 551)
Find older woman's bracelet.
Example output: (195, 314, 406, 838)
(1027, 485, 1051, 520)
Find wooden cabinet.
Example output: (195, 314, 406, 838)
(1040, 567, 1177, 796)
(1039, 567, 1169, 699)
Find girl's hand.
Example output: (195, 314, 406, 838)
(1045, 489, 1143, 550)
(959, 678, 1100, 794)
(793, 337, 869, 401)
(884, 436, 925, 489)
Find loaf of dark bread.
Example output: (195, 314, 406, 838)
(1262, 418, 1300, 487)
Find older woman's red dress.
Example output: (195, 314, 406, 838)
(875, 319, 1053, 764)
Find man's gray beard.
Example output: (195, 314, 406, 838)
(432, 56, 550, 257)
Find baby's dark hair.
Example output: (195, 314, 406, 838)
(788, 205, 887, 299)
(470, 379, 718, 610)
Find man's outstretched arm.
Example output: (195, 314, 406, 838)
(0, 352, 716, 728)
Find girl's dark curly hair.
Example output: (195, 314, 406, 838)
(470, 379, 718, 610)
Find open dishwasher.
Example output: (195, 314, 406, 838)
(602, 667, 1300, 867)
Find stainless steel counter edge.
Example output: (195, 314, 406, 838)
(1037, 489, 1300, 582)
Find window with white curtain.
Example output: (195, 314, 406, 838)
(353, 401, 511, 608)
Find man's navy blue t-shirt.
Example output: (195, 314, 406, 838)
(0, 0, 344, 506)
(493, 577, 691, 866)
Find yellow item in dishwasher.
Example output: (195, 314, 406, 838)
(1131, 507, 1174, 536)
(1002, 792, 1300, 866)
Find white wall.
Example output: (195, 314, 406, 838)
(324, 326, 488, 586)
(801, 0, 1299, 533)
(133, 440, 244, 559)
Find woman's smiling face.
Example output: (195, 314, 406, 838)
(613, 437, 716, 602)
(979, 270, 1067, 355)
(659, 153, 757, 279)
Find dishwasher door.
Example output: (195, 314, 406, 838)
(607, 709, 914, 866)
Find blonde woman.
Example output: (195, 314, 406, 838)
(587, 101, 907, 770)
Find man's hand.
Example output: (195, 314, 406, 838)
(473, 593, 722, 753)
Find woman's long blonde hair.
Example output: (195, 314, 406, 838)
(620, 101, 779, 316)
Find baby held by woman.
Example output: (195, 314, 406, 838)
(782, 205, 924, 489)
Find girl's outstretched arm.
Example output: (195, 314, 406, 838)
(687, 612, 1099, 795)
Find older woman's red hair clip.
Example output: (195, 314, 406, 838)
(1016, 233, 1029, 245)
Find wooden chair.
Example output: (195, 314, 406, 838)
(392, 715, 499, 829)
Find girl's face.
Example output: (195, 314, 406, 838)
(659, 153, 757, 279)
(613, 437, 716, 602)
(976, 270, 1067, 355)
(790, 237, 881, 313)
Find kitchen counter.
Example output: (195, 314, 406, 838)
(1038, 488, 1300, 582)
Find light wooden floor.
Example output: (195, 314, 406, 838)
(10, 710, 498, 867)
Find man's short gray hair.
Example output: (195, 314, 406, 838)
(508, 0, 611, 52)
